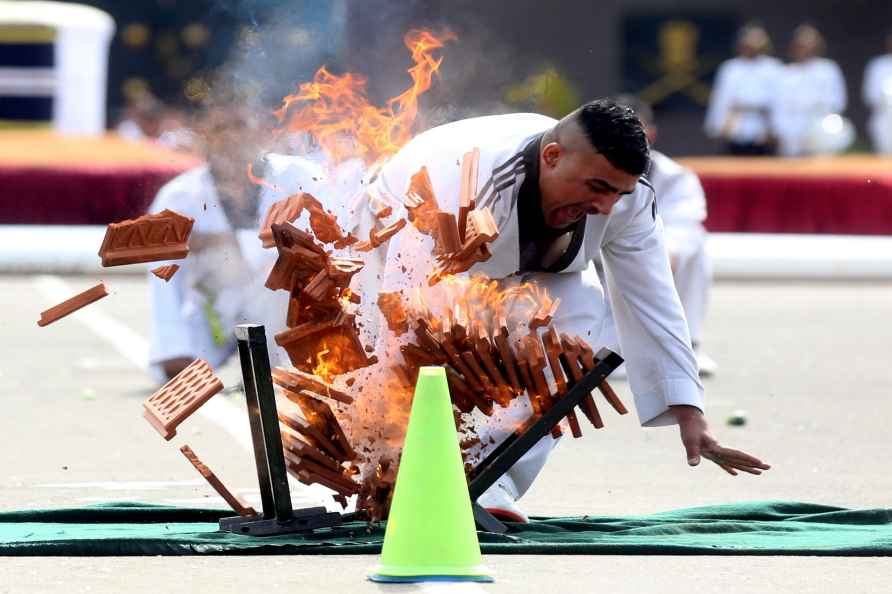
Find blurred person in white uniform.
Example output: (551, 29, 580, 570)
(615, 96, 715, 377)
(863, 30, 892, 154)
(773, 24, 848, 156)
(147, 106, 328, 383)
(704, 23, 782, 155)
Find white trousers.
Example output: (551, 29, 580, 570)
(672, 241, 711, 345)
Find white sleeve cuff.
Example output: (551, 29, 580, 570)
(634, 377, 705, 427)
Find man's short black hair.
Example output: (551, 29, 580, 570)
(565, 98, 650, 175)
(612, 94, 654, 128)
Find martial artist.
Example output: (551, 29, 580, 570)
(357, 99, 769, 520)
(863, 30, 892, 154)
(773, 24, 847, 156)
(704, 23, 782, 155)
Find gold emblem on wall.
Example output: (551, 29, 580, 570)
(638, 20, 718, 106)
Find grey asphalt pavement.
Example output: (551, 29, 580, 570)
(1, 274, 890, 592)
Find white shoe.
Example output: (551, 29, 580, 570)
(477, 479, 529, 523)
(696, 350, 718, 378)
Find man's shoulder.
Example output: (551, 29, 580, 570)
(648, 150, 693, 179)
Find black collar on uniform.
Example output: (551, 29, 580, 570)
(517, 134, 586, 273)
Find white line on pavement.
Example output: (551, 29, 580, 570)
(33, 274, 253, 451)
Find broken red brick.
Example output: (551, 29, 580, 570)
(37, 282, 109, 327)
(278, 409, 344, 462)
(150, 264, 180, 282)
(435, 211, 462, 254)
(286, 390, 355, 461)
(282, 432, 341, 471)
(180, 445, 255, 517)
(560, 333, 603, 429)
(377, 291, 408, 335)
(99, 209, 194, 267)
(258, 193, 305, 248)
(530, 297, 561, 331)
(457, 148, 480, 242)
(271, 366, 353, 404)
(370, 218, 406, 247)
(405, 166, 440, 236)
(143, 359, 223, 440)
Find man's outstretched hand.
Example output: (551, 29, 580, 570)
(671, 405, 771, 476)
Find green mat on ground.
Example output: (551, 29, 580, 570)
(1, 501, 889, 556)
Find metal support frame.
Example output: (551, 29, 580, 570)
(467, 348, 624, 533)
(218, 324, 346, 536)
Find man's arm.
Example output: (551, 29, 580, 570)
(601, 192, 769, 474)
(601, 194, 703, 426)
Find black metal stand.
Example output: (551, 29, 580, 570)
(467, 348, 624, 533)
(218, 324, 345, 536)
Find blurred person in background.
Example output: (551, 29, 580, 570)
(613, 96, 716, 377)
(146, 101, 321, 383)
(863, 30, 892, 154)
(704, 23, 782, 155)
(115, 94, 164, 142)
(772, 24, 847, 156)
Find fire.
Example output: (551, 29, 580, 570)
(313, 343, 334, 383)
(407, 274, 552, 339)
(274, 29, 455, 165)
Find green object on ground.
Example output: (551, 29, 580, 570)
(369, 367, 492, 583)
(0, 501, 890, 556)
(202, 298, 226, 347)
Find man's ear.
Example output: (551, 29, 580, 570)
(542, 142, 562, 169)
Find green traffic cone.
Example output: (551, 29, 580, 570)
(369, 366, 493, 583)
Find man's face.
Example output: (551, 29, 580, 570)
(200, 108, 270, 197)
(538, 142, 641, 229)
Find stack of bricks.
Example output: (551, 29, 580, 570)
(273, 367, 360, 507)
(265, 221, 376, 375)
(390, 317, 627, 439)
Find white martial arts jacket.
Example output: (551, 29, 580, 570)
(773, 58, 847, 156)
(147, 154, 331, 377)
(862, 54, 892, 154)
(362, 114, 704, 426)
(704, 55, 782, 144)
(647, 150, 707, 260)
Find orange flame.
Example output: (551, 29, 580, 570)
(406, 274, 553, 339)
(275, 29, 455, 165)
(313, 343, 334, 383)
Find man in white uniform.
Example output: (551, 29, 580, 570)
(704, 24, 782, 155)
(147, 108, 329, 383)
(863, 31, 892, 154)
(614, 97, 715, 376)
(359, 99, 769, 519)
(773, 24, 848, 157)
